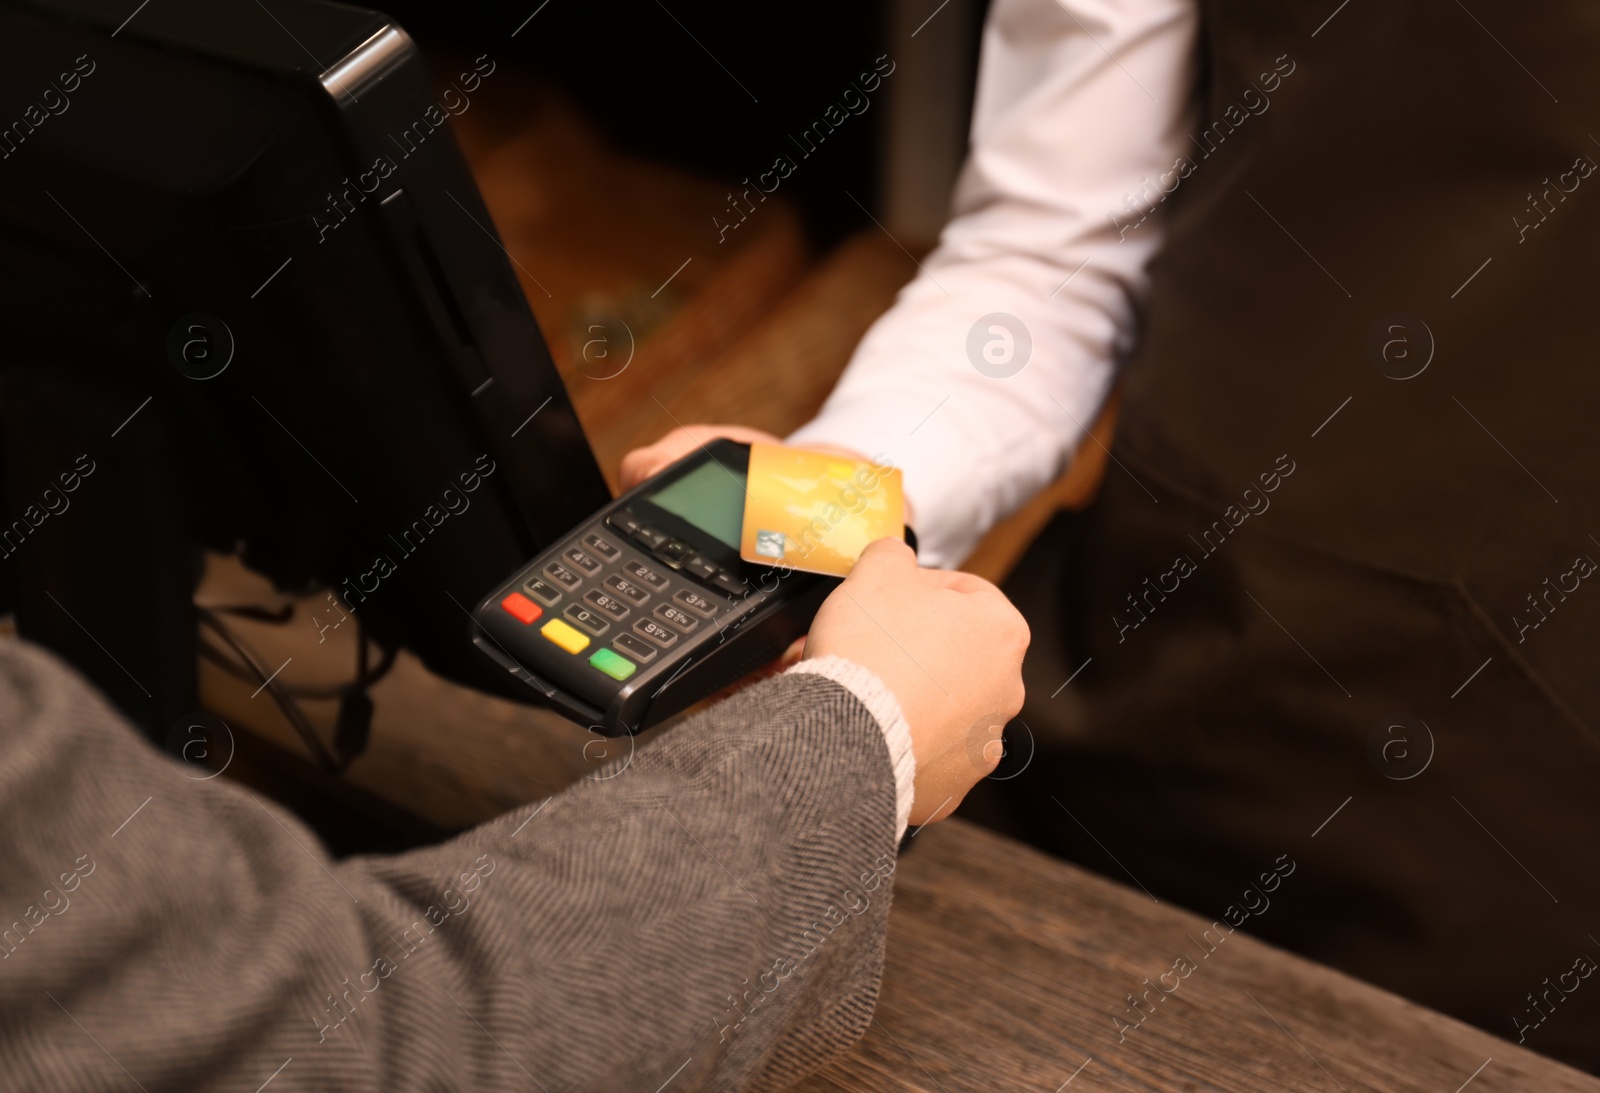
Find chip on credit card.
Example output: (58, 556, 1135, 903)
(739, 443, 905, 577)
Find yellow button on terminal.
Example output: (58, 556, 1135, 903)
(539, 617, 590, 654)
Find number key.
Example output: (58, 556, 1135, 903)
(632, 619, 679, 649)
(563, 548, 602, 575)
(582, 533, 621, 560)
(604, 575, 650, 604)
(563, 604, 610, 636)
(583, 589, 631, 620)
(672, 588, 718, 618)
(543, 562, 581, 589)
(654, 604, 699, 634)
(623, 560, 669, 591)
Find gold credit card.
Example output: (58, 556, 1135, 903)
(739, 443, 904, 577)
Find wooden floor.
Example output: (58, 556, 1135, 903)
(199, 66, 1112, 832)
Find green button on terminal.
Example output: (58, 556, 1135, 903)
(588, 647, 637, 681)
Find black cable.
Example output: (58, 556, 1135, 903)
(195, 606, 341, 774)
(197, 638, 342, 700)
(196, 612, 399, 698)
(195, 598, 400, 773)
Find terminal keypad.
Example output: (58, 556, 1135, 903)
(501, 518, 749, 683)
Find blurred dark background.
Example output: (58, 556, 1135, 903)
(376, 0, 987, 248)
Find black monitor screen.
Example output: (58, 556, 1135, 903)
(0, 0, 612, 731)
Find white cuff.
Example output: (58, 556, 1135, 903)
(787, 655, 916, 840)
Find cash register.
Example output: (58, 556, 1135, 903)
(0, 0, 850, 754)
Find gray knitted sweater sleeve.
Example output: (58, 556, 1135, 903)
(0, 639, 901, 1092)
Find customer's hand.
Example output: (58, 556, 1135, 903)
(806, 538, 1029, 826)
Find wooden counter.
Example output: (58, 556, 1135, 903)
(799, 819, 1598, 1093)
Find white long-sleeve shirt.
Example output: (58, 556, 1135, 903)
(788, 0, 1200, 568)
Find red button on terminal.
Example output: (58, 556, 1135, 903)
(501, 592, 543, 624)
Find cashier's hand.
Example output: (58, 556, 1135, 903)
(806, 538, 1028, 826)
(621, 424, 878, 495)
(620, 425, 786, 490)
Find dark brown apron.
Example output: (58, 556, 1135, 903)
(964, 0, 1600, 1071)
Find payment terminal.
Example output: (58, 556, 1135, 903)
(472, 440, 847, 734)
